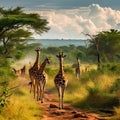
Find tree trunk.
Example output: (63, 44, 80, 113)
(97, 52, 100, 70)
(3, 38, 9, 55)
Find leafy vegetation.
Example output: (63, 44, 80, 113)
(0, 7, 49, 56)
(0, 7, 48, 120)
(84, 29, 120, 70)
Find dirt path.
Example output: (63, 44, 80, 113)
(18, 76, 105, 120)
(39, 91, 104, 120)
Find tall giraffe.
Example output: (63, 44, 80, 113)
(29, 47, 41, 98)
(54, 52, 68, 109)
(75, 57, 81, 80)
(34, 57, 50, 102)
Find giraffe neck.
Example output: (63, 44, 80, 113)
(33, 52, 40, 70)
(77, 59, 80, 68)
(59, 58, 64, 75)
(38, 59, 47, 74)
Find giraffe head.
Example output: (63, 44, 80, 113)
(44, 57, 50, 64)
(31, 47, 41, 69)
(35, 47, 41, 53)
(56, 52, 66, 61)
(77, 57, 80, 61)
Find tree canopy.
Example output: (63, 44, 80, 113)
(86, 29, 120, 69)
(0, 7, 50, 56)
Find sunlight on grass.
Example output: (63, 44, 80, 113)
(0, 78, 42, 120)
(0, 95, 41, 120)
(95, 74, 117, 92)
(106, 107, 120, 120)
(3, 63, 119, 119)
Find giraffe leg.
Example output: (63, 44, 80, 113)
(29, 82, 32, 93)
(41, 81, 46, 103)
(58, 86, 62, 109)
(39, 81, 42, 102)
(36, 83, 39, 101)
(76, 73, 78, 79)
(33, 84, 36, 99)
(61, 87, 65, 109)
(30, 76, 36, 99)
(29, 75, 33, 93)
(41, 82, 44, 103)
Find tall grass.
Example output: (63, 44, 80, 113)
(0, 79, 42, 120)
(0, 55, 48, 120)
(3, 60, 120, 119)
(46, 63, 120, 113)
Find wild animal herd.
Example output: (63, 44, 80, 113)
(13, 47, 90, 109)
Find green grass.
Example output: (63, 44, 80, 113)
(0, 75, 42, 120)
(45, 63, 120, 116)
(2, 61, 120, 119)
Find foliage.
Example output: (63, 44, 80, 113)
(0, 86, 41, 120)
(0, 86, 13, 113)
(101, 63, 120, 74)
(110, 78, 120, 93)
(0, 55, 16, 113)
(108, 107, 120, 120)
(0, 7, 49, 56)
(85, 29, 120, 70)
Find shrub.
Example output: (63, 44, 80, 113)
(101, 63, 120, 74)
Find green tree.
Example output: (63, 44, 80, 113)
(98, 29, 120, 61)
(84, 33, 101, 70)
(84, 29, 120, 70)
(0, 7, 49, 56)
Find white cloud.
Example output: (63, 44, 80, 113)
(28, 4, 120, 39)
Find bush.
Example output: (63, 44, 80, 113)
(15, 51, 23, 60)
(101, 63, 120, 74)
(110, 78, 120, 93)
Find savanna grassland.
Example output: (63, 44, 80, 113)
(1, 44, 120, 120)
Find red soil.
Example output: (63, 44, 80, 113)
(39, 91, 104, 120)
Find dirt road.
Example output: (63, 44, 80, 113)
(39, 91, 104, 120)
(19, 76, 105, 120)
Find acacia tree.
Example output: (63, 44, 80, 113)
(98, 29, 120, 61)
(0, 7, 49, 55)
(84, 29, 120, 70)
(83, 33, 101, 70)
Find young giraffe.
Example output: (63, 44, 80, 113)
(12, 68, 21, 76)
(29, 47, 41, 99)
(34, 57, 50, 102)
(21, 65, 26, 76)
(75, 57, 81, 80)
(54, 52, 68, 109)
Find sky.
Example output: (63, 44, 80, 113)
(0, 0, 120, 39)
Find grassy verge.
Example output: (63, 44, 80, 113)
(0, 75, 42, 120)
(46, 64, 120, 117)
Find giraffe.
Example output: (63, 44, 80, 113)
(12, 68, 21, 76)
(21, 65, 26, 76)
(75, 57, 81, 80)
(34, 57, 50, 102)
(85, 65, 89, 72)
(54, 52, 68, 109)
(29, 47, 41, 99)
